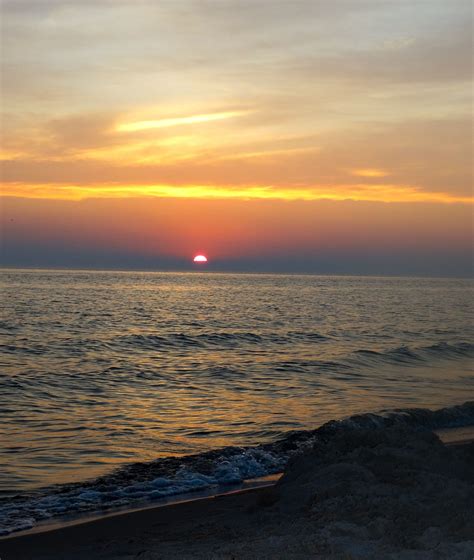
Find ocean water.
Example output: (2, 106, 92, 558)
(1, 269, 473, 535)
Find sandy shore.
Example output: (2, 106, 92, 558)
(2, 427, 474, 560)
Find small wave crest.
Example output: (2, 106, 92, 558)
(350, 341, 474, 368)
(320, 400, 474, 434)
(115, 330, 329, 351)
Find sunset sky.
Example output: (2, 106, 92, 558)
(1, 0, 472, 275)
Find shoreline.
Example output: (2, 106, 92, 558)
(0, 474, 282, 541)
(2, 427, 473, 559)
(2, 424, 473, 543)
(1, 480, 274, 560)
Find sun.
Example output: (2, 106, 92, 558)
(193, 254, 208, 263)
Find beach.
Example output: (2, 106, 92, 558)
(2, 271, 473, 521)
(3, 420, 473, 560)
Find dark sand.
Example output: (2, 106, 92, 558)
(2, 428, 473, 560)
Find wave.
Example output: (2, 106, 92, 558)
(1, 333, 472, 376)
(348, 341, 474, 368)
(319, 400, 474, 433)
(1, 401, 472, 537)
(260, 341, 473, 378)
(117, 330, 329, 350)
(104, 338, 474, 373)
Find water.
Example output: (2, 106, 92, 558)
(1, 269, 473, 534)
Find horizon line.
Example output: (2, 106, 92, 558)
(1, 265, 472, 281)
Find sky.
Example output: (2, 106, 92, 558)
(1, 0, 472, 275)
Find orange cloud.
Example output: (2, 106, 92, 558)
(352, 168, 389, 178)
(2, 182, 472, 204)
(115, 111, 250, 132)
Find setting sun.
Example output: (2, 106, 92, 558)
(193, 254, 208, 263)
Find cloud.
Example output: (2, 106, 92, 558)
(3, 0, 471, 116)
(352, 169, 389, 178)
(2, 181, 472, 205)
(1, 1, 471, 211)
(1, 114, 470, 199)
(115, 110, 250, 132)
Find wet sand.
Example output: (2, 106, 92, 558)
(0, 486, 275, 560)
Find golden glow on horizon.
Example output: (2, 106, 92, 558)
(115, 111, 249, 132)
(2, 182, 472, 204)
